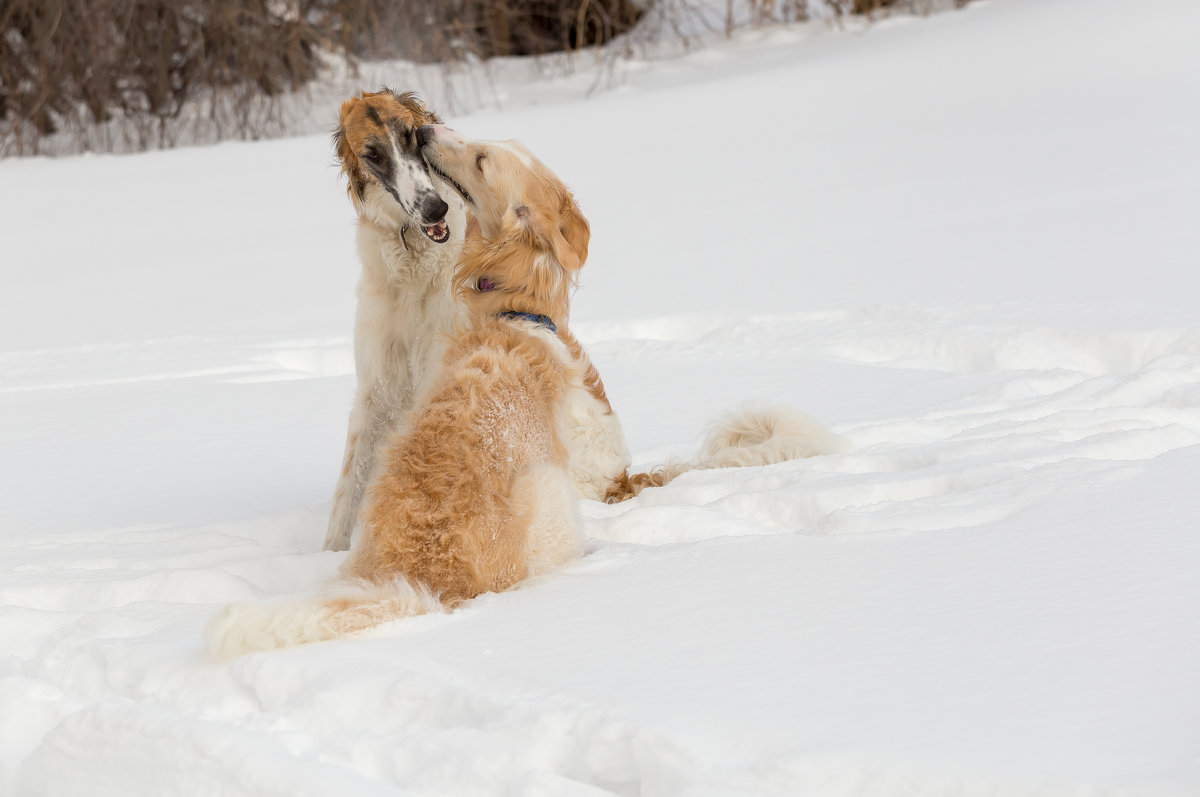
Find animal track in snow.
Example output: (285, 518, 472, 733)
(586, 311, 1200, 544)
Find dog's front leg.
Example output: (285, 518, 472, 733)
(324, 391, 390, 551)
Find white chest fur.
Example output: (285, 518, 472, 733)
(353, 215, 465, 413)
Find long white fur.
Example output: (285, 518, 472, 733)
(644, 404, 848, 487)
(324, 183, 467, 552)
(561, 383, 632, 501)
(700, 404, 848, 468)
(206, 577, 444, 658)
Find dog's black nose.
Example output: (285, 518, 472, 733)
(421, 195, 449, 225)
(416, 125, 436, 147)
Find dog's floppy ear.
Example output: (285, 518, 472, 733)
(333, 96, 365, 202)
(557, 197, 590, 272)
(337, 93, 363, 132)
(511, 198, 589, 273)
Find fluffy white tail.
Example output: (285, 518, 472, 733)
(607, 404, 846, 502)
(206, 576, 444, 659)
(698, 403, 847, 467)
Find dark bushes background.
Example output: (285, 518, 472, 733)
(1, 1, 322, 143)
(0, 0, 645, 153)
(330, 0, 645, 61)
(0, 0, 969, 155)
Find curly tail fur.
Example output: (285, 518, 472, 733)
(605, 404, 846, 503)
(206, 576, 444, 659)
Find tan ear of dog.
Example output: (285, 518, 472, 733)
(511, 195, 590, 273)
(333, 96, 365, 201)
(557, 197, 590, 271)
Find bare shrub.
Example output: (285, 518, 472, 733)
(740, 0, 971, 28)
(318, 0, 645, 62)
(0, 0, 644, 155)
(0, 0, 328, 155)
(1, 0, 973, 156)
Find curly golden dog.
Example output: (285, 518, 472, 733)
(207, 130, 611, 655)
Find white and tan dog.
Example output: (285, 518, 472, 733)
(208, 132, 607, 655)
(323, 90, 467, 552)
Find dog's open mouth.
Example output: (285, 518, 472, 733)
(421, 219, 450, 243)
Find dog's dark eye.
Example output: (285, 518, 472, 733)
(475, 153, 486, 172)
(363, 150, 381, 162)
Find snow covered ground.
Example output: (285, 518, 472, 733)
(2, 0, 1199, 794)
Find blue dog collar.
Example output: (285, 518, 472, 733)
(496, 311, 557, 334)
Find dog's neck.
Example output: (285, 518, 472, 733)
(355, 193, 465, 287)
(460, 225, 572, 326)
(373, 219, 439, 251)
(358, 217, 457, 287)
(464, 267, 571, 329)
(495, 310, 557, 333)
